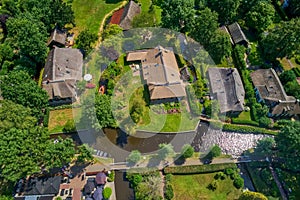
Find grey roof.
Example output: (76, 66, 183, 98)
(42, 48, 83, 100)
(227, 22, 248, 45)
(119, 0, 141, 30)
(251, 68, 290, 102)
(127, 46, 186, 100)
(207, 68, 245, 113)
(47, 28, 66, 47)
(23, 176, 61, 196)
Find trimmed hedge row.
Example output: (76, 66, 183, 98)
(186, 85, 201, 116)
(231, 118, 259, 126)
(164, 163, 236, 175)
(222, 124, 278, 135)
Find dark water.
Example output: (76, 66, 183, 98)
(114, 171, 134, 200)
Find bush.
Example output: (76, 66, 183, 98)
(127, 150, 142, 164)
(103, 187, 112, 199)
(165, 174, 173, 182)
(214, 172, 226, 180)
(107, 170, 115, 182)
(164, 184, 174, 200)
(63, 119, 76, 133)
(233, 176, 244, 189)
(43, 107, 50, 127)
(231, 118, 259, 126)
(164, 163, 237, 174)
(207, 180, 218, 191)
(224, 168, 235, 176)
(181, 144, 194, 159)
(126, 174, 143, 188)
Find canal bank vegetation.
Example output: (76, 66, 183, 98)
(164, 163, 237, 174)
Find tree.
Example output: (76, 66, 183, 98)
(76, 29, 98, 55)
(239, 191, 268, 200)
(261, 18, 300, 61)
(233, 176, 244, 189)
(102, 187, 112, 199)
(0, 70, 49, 118)
(43, 137, 75, 169)
(208, 145, 221, 159)
(158, 143, 174, 160)
(254, 137, 275, 156)
(208, 0, 240, 24)
(246, 1, 275, 33)
(181, 144, 194, 159)
(127, 150, 142, 164)
(279, 70, 297, 85)
(77, 144, 94, 163)
(190, 8, 219, 47)
(95, 94, 117, 128)
(0, 100, 49, 182)
(161, 0, 195, 32)
(102, 24, 123, 39)
(258, 116, 271, 128)
(207, 30, 232, 64)
(6, 12, 48, 70)
(135, 175, 163, 200)
(275, 121, 300, 171)
(284, 80, 300, 99)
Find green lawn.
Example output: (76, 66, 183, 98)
(170, 173, 242, 200)
(48, 108, 81, 133)
(72, 0, 124, 35)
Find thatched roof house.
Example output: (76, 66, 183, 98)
(42, 48, 83, 105)
(127, 46, 186, 103)
(251, 68, 300, 117)
(110, 0, 141, 30)
(207, 67, 245, 114)
(47, 28, 66, 48)
(227, 22, 249, 46)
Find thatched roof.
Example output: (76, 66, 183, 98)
(42, 48, 83, 100)
(110, 0, 141, 30)
(251, 68, 289, 102)
(47, 28, 67, 47)
(127, 46, 186, 100)
(227, 22, 248, 46)
(207, 68, 245, 113)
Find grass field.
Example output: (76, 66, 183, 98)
(72, 0, 124, 35)
(48, 108, 81, 133)
(170, 173, 242, 200)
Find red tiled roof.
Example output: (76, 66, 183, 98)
(110, 8, 124, 25)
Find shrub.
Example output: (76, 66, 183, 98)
(164, 184, 174, 200)
(127, 174, 143, 188)
(207, 180, 218, 191)
(214, 172, 226, 180)
(233, 176, 244, 189)
(103, 187, 112, 199)
(207, 145, 221, 159)
(107, 170, 115, 182)
(165, 174, 173, 182)
(224, 168, 235, 176)
(43, 107, 50, 127)
(181, 144, 194, 159)
(63, 119, 76, 133)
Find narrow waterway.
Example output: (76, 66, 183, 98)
(114, 171, 134, 200)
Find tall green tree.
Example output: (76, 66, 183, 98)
(127, 150, 142, 164)
(76, 29, 98, 55)
(246, 1, 275, 33)
(279, 70, 297, 85)
(181, 144, 194, 159)
(6, 12, 48, 70)
(0, 100, 49, 182)
(254, 137, 275, 156)
(0, 70, 49, 118)
(43, 137, 75, 169)
(261, 18, 300, 61)
(158, 143, 174, 160)
(161, 0, 195, 32)
(207, 30, 232, 64)
(208, 0, 240, 24)
(190, 8, 219, 47)
(275, 121, 300, 171)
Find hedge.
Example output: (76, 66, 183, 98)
(43, 107, 50, 127)
(163, 163, 237, 175)
(231, 118, 259, 126)
(222, 124, 278, 135)
(38, 68, 44, 87)
(186, 85, 201, 116)
(292, 67, 300, 77)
